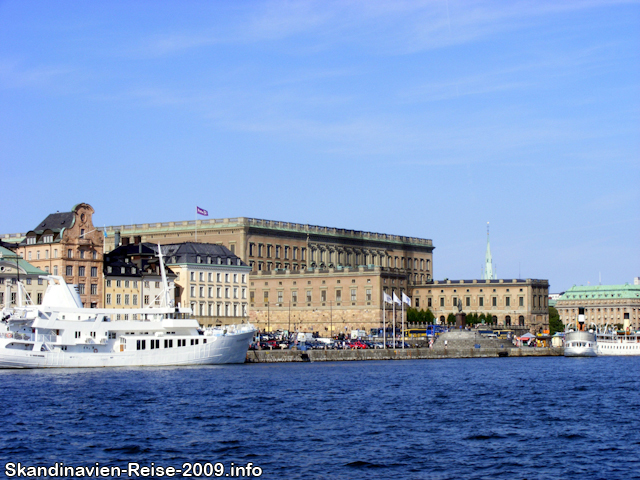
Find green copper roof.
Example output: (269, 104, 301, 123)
(558, 284, 640, 301)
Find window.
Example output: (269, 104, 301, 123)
(91, 284, 97, 295)
(124, 280, 129, 288)
(479, 297, 484, 307)
(36, 251, 40, 260)
(351, 289, 357, 301)
(466, 297, 470, 307)
(428, 298, 432, 307)
(91, 267, 97, 277)
(67, 249, 72, 258)
(190, 272, 195, 281)
(124, 294, 130, 305)
(53, 265, 58, 275)
(79, 250, 85, 259)
(440, 297, 445, 307)
(106, 280, 111, 287)
(284, 246, 289, 259)
(93, 251, 97, 260)
(190, 285, 196, 297)
(116, 280, 121, 288)
(200, 286, 204, 298)
(133, 294, 138, 305)
(505, 297, 510, 307)
(492, 297, 497, 307)
(335, 290, 341, 302)
(263, 291, 269, 303)
(366, 289, 372, 302)
(144, 295, 149, 305)
(116, 294, 121, 305)
(66, 266, 73, 276)
(519, 297, 524, 307)
(199, 272, 204, 281)
(106, 294, 112, 305)
(306, 291, 312, 303)
(321, 290, 327, 302)
(278, 291, 284, 303)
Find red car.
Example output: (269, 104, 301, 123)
(350, 340, 368, 349)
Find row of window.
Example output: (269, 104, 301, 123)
(136, 337, 206, 350)
(428, 296, 528, 308)
(189, 272, 246, 284)
(26, 248, 98, 261)
(106, 293, 162, 306)
(106, 280, 162, 289)
(249, 244, 304, 261)
(192, 302, 247, 317)
(251, 288, 372, 304)
(190, 285, 246, 300)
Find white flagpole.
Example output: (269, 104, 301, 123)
(195, 207, 198, 243)
(383, 295, 386, 349)
(402, 298, 405, 349)
(392, 297, 396, 348)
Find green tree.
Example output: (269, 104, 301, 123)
(425, 308, 435, 324)
(549, 306, 563, 335)
(447, 313, 456, 325)
(478, 313, 487, 324)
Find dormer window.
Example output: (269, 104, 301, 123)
(27, 237, 36, 245)
(227, 258, 231, 265)
(217, 258, 221, 265)
(197, 256, 202, 264)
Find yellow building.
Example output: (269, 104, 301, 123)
(0, 245, 48, 308)
(411, 278, 550, 333)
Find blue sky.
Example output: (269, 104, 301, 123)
(1, 0, 638, 293)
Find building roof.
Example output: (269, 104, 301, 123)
(32, 211, 75, 233)
(104, 242, 176, 278)
(160, 242, 248, 267)
(558, 284, 640, 301)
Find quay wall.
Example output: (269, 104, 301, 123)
(246, 347, 564, 363)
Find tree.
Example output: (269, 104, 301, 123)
(549, 306, 563, 335)
(447, 313, 456, 325)
(478, 313, 487, 324)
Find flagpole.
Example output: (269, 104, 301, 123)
(383, 294, 386, 349)
(392, 298, 396, 348)
(402, 298, 405, 349)
(195, 206, 198, 243)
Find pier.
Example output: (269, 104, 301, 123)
(246, 347, 564, 363)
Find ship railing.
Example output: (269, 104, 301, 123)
(36, 333, 56, 343)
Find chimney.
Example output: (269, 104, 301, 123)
(134, 236, 142, 245)
(115, 230, 121, 247)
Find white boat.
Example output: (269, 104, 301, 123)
(564, 307, 597, 357)
(597, 329, 640, 356)
(0, 248, 255, 369)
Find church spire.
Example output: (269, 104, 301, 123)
(484, 222, 495, 280)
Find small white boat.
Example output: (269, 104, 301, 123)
(0, 247, 255, 369)
(564, 307, 597, 357)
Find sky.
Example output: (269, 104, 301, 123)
(1, 0, 638, 293)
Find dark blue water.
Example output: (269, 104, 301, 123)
(1, 357, 639, 480)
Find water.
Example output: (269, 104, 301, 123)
(1, 357, 639, 480)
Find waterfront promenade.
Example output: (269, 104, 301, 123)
(247, 346, 563, 363)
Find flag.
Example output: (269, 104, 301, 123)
(383, 292, 393, 304)
(393, 292, 401, 305)
(402, 292, 411, 306)
(196, 206, 208, 216)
